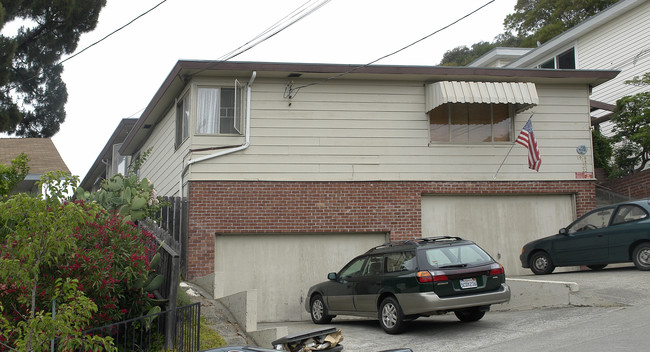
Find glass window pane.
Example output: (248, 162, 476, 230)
(424, 244, 491, 268)
(539, 58, 555, 69)
(183, 95, 190, 139)
(450, 104, 468, 143)
(468, 104, 491, 143)
(429, 105, 449, 142)
(612, 205, 648, 225)
(492, 104, 511, 141)
(568, 208, 615, 233)
(557, 47, 575, 69)
(362, 255, 384, 276)
(339, 257, 366, 278)
(197, 88, 219, 134)
(219, 88, 236, 134)
(386, 252, 416, 273)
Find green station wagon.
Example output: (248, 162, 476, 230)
(520, 199, 650, 275)
(305, 237, 511, 334)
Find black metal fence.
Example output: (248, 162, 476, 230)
(140, 196, 190, 347)
(149, 196, 188, 279)
(76, 302, 201, 352)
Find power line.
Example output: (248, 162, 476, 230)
(119, 0, 332, 119)
(186, 0, 331, 79)
(8, 0, 168, 91)
(59, 0, 168, 65)
(287, 0, 496, 97)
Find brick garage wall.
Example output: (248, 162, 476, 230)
(186, 180, 595, 280)
(602, 169, 650, 200)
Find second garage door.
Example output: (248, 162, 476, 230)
(421, 195, 575, 276)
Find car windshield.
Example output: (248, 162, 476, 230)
(567, 207, 615, 233)
(421, 244, 492, 269)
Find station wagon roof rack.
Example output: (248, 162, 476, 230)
(367, 236, 464, 252)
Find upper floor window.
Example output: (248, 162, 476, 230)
(111, 143, 130, 176)
(175, 93, 190, 148)
(429, 103, 512, 143)
(197, 83, 242, 135)
(538, 47, 575, 69)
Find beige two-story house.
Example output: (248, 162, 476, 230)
(111, 61, 617, 322)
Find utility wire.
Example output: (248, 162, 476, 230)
(59, 0, 168, 65)
(9, 0, 167, 91)
(186, 0, 331, 79)
(288, 0, 495, 96)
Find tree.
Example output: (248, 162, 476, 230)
(440, 41, 498, 67)
(0, 152, 29, 198)
(0, 1, 106, 137)
(592, 128, 612, 176)
(503, 0, 617, 47)
(1, 172, 164, 350)
(0, 172, 116, 351)
(610, 73, 650, 176)
(439, 0, 617, 65)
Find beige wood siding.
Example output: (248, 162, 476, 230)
(186, 78, 594, 182)
(577, 1, 650, 135)
(138, 107, 190, 197)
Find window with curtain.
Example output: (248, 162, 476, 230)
(196, 86, 241, 135)
(429, 103, 512, 143)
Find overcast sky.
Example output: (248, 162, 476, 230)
(47, 0, 518, 179)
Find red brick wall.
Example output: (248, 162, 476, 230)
(602, 169, 650, 200)
(186, 180, 595, 280)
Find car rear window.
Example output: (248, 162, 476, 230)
(421, 244, 493, 269)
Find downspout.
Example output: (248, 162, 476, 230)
(178, 71, 257, 196)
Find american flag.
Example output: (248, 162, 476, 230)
(516, 119, 541, 171)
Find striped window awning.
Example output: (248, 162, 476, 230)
(425, 81, 539, 112)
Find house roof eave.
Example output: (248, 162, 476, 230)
(79, 118, 138, 190)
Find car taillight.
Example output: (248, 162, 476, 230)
(417, 270, 448, 283)
(489, 263, 505, 275)
(416, 271, 432, 283)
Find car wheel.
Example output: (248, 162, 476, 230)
(310, 294, 333, 324)
(379, 297, 405, 334)
(454, 307, 486, 322)
(632, 243, 650, 271)
(530, 251, 555, 275)
(586, 264, 607, 271)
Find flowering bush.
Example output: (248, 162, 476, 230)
(0, 172, 162, 350)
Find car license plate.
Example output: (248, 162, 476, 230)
(460, 278, 477, 289)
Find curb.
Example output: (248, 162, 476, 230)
(494, 278, 580, 311)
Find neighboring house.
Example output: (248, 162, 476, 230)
(0, 138, 70, 194)
(80, 118, 138, 192)
(109, 60, 616, 322)
(469, 0, 650, 135)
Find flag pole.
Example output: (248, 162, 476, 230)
(493, 113, 534, 180)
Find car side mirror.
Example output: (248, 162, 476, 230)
(327, 272, 337, 280)
(559, 228, 567, 235)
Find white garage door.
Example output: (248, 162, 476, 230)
(421, 195, 575, 276)
(213, 233, 386, 322)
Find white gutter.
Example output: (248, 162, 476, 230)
(178, 71, 257, 196)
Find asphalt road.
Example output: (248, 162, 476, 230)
(259, 265, 650, 351)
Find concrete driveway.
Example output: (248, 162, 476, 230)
(258, 264, 649, 351)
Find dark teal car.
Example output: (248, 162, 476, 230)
(520, 199, 650, 275)
(306, 237, 510, 334)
